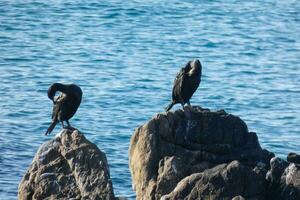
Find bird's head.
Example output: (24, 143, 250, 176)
(47, 83, 61, 102)
(187, 59, 202, 76)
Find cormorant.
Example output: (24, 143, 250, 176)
(45, 83, 82, 135)
(165, 59, 202, 111)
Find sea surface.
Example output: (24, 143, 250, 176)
(0, 0, 300, 199)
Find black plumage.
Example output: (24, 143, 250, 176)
(165, 59, 202, 111)
(45, 83, 82, 135)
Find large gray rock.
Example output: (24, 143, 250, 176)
(129, 106, 274, 200)
(18, 129, 116, 200)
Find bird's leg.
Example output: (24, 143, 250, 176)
(181, 103, 185, 110)
(184, 101, 192, 115)
(66, 120, 74, 129)
(66, 120, 71, 128)
(61, 121, 65, 129)
(187, 100, 191, 107)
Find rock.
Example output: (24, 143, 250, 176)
(266, 157, 289, 183)
(287, 152, 300, 164)
(161, 161, 266, 200)
(266, 156, 300, 200)
(232, 196, 245, 200)
(129, 106, 274, 200)
(18, 129, 116, 200)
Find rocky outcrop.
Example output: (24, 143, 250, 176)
(18, 129, 116, 200)
(129, 106, 284, 200)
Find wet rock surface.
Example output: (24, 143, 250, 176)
(18, 129, 116, 200)
(129, 106, 299, 200)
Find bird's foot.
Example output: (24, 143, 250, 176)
(65, 125, 75, 131)
(183, 105, 193, 118)
(183, 105, 192, 111)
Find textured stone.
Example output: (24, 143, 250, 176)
(287, 152, 300, 164)
(129, 106, 274, 200)
(266, 156, 300, 200)
(232, 196, 245, 200)
(18, 129, 116, 200)
(162, 161, 266, 200)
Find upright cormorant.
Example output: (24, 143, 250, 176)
(165, 59, 202, 111)
(45, 83, 82, 135)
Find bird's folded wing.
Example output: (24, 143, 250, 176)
(172, 68, 186, 100)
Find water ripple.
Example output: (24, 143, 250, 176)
(1, 0, 300, 199)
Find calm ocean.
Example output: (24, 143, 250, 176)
(0, 0, 299, 199)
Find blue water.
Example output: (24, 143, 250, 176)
(0, 0, 300, 199)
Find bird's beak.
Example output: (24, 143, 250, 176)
(193, 59, 200, 66)
(188, 60, 200, 75)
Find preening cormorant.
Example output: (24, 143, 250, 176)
(45, 83, 82, 135)
(165, 59, 202, 111)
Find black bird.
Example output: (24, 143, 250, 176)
(45, 83, 82, 135)
(165, 59, 202, 111)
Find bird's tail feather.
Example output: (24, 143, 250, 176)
(45, 120, 58, 135)
(165, 102, 175, 112)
